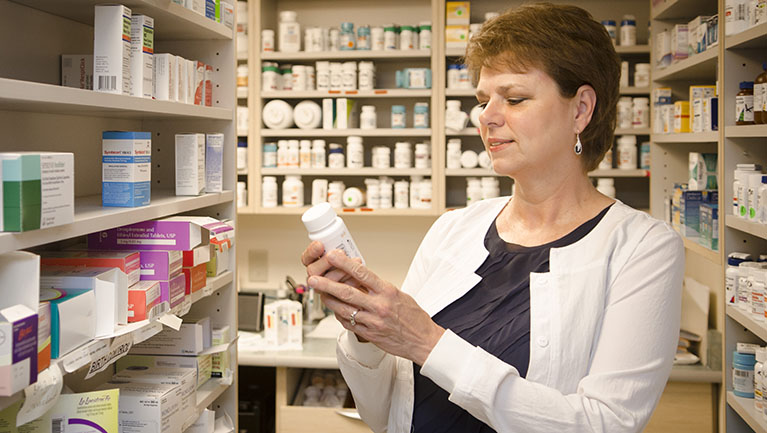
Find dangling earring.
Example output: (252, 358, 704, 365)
(574, 133, 583, 155)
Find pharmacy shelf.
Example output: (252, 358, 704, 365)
(446, 168, 649, 178)
(725, 124, 767, 138)
(260, 128, 432, 138)
(0, 190, 234, 255)
(620, 86, 651, 95)
(261, 50, 431, 61)
(726, 22, 767, 50)
(237, 52, 248, 62)
(242, 207, 437, 216)
(652, 49, 718, 82)
(445, 168, 497, 177)
(15, 0, 233, 40)
(651, 132, 719, 143)
(237, 87, 248, 99)
(683, 237, 720, 264)
(589, 169, 650, 178)
(445, 89, 477, 97)
(260, 168, 431, 176)
(614, 45, 652, 54)
(446, 128, 480, 136)
(727, 392, 767, 433)
(261, 89, 431, 99)
(445, 47, 467, 57)
(616, 127, 651, 135)
(237, 169, 248, 175)
(0, 78, 232, 120)
(727, 305, 767, 342)
(182, 380, 232, 431)
(726, 216, 767, 240)
(651, 0, 718, 21)
(668, 364, 721, 383)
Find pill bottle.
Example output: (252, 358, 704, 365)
(632, 97, 650, 128)
(620, 14, 636, 46)
(280, 65, 293, 91)
(460, 150, 478, 169)
(466, 178, 482, 206)
(302, 201, 364, 261)
(342, 61, 357, 90)
(262, 176, 278, 208)
(737, 81, 756, 125)
(262, 99, 294, 129)
(330, 62, 343, 91)
(287, 139, 300, 167)
(343, 187, 365, 208)
(282, 175, 304, 207)
(292, 65, 307, 91)
(371, 27, 385, 50)
(391, 105, 407, 128)
(311, 179, 328, 205)
(481, 177, 500, 200)
(469, 23, 483, 40)
(733, 350, 757, 398)
(384, 25, 398, 51)
(419, 179, 432, 208)
(617, 135, 637, 169)
(299, 140, 312, 168)
(237, 140, 248, 171)
(596, 178, 616, 198)
(379, 178, 393, 208)
(756, 63, 767, 124)
(304, 27, 321, 52)
(446, 139, 462, 169)
(447, 64, 460, 89)
(316, 61, 330, 90)
(634, 63, 651, 88)
(410, 176, 422, 208)
(757, 348, 767, 411)
(278, 11, 301, 52)
(346, 136, 364, 169)
(294, 100, 322, 129)
(727, 253, 753, 305)
(394, 180, 409, 208)
(602, 20, 617, 44)
(752, 269, 767, 321)
(305, 65, 316, 90)
(360, 106, 377, 130)
(237, 181, 247, 208)
(639, 142, 650, 170)
(400, 25, 415, 50)
(327, 181, 345, 208)
(619, 61, 629, 88)
(328, 143, 344, 168)
(414, 102, 429, 128)
(340, 22, 355, 50)
(311, 139, 326, 168)
(237, 65, 248, 87)
(617, 97, 633, 129)
(394, 141, 412, 168)
(418, 22, 432, 50)
(277, 140, 288, 167)
(262, 142, 277, 168)
(599, 146, 614, 169)
(478, 151, 491, 169)
(414, 143, 431, 168)
(262, 29, 275, 52)
(358, 61, 376, 90)
(357, 25, 371, 50)
(365, 179, 380, 209)
(372, 146, 391, 168)
(328, 27, 340, 51)
(470, 104, 483, 128)
(262, 65, 280, 91)
(458, 65, 471, 89)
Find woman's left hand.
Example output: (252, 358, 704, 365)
(307, 249, 445, 366)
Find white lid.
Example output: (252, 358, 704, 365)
(597, 178, 615, 186)
(262, 29, 275, 36)
(330, 62, 343, 70)
(312, 139, 326, 146)
(364, 178, 380, 186)
(361, 105, 376, 113)
(485, 12, 500, 21)
(470, 23, 483, 32)
(285, 175, 301, 181)
(300, 139, 311, 148)
(288, 139, 299, 146)
(292, 65, 306, 72)
(262, 99, 294, 129)
(467, 177, 481, 186)
(343, 187, 365, 207)
(395, 141, 412, 149)
(329, 180, 346, 189)
(293, 101, 321, 128)
(278, 139, 288, 146)
(347, 136, 363, 144)
(415, 143, 430, 150)
(480, 176, 498, 185)
(633, 97, 650, 104)
(395, 180, 409, 186)
(478, 151, 491, 168)
(343, 61, 357, 70)
(263, 176, 277, 183)
(302, 202, 336, 233)
(448, 138, 462, 145)
(446, 100, 462, 110)
(460, 150, 479, 168)
(617, 135, 637, 145)
(619, 96, 633, 103)
(358, 61, 375, 70)
(279, 10, 297, 22)
(635, 63, 651, 71)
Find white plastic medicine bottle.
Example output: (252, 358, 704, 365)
(302, 202, 365, 262)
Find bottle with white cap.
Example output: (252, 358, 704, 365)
(278, 11, 301, 52)
(302, 202, 365, 262)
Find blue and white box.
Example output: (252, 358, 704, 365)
(205, 133, 224, 193)
(102, 131, 151, 207)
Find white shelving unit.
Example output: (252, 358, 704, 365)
(0, 0, 238, 428)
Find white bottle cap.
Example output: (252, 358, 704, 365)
(280, 10, 297, 22)
(302, 202, 336, 233)
(460, 150, 478, 168)
(446, 100, 462, 111)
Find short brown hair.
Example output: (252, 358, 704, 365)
(465, 3, 620, 172)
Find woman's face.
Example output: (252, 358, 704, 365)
(476, 66, 579, 178)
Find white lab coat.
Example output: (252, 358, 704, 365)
(336, 197, 684, 433)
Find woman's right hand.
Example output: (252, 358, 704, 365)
(300, 241, 362, 288)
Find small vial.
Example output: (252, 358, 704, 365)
(391, 105, 406, 128)
(262, 142, 276, 168)
(414, 102, 429, 128)
(302, 202, 365, 262)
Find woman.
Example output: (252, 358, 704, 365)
(301, 4, 684, 432)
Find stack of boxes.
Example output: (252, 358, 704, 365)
(656, 14, 718, 69)
(445, 2, 470, 49)
(653, 86, 718, 134)
(671, 152, 719, 251)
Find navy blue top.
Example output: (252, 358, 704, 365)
(411, 204, 612, 433)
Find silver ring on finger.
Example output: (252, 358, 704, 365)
(350, 309, 359, 326)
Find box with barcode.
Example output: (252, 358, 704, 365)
(128, 280, 161, 322)
(154, 53, 176, 101)
(61, 54, 93, 89)
(130, 14, 154, 98)
(116, 353, 212, 389)
(175, 133, 206, 196)
(94, 5, 132, 94)
(112, 367, 197, 424)
(97, 380, 182, 433)
(102, 131, 151, 207)
(131, 316, 211, 355)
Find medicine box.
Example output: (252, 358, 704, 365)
(263, 300, 302, 349)
(154, 53, 176, 101)
(140, 250, 183, 281)
(175, 133, 206, 196)
(211, 325, 230, 378)
(88, 217, 212, 251)
(40, 266, 128, 335)
(37, 302, 51, 373)
(221, 1, 234, 28)
(335, 98, 357, 129)
(41, 250, 141, 287)
(102, 131, 152, 207)
(687, 16, 711, 55)
(205, 0, 217, 20)
(98, 380, 183, 433)
(40, 288, 96, 359)
(445, 25, 470, 47)
(186, 59, 196, 104)
(186, 0, 205, 15)
(182, 263, 207, 295)
(194, 61, 206, 105)
(0, 304, 38, 396)
(61, 54, 94, 89)
(673, 101, 690, 133)
(131, 316, 211, 355)
(699, 203, 719, 251)
(703, 96, 719, 132)
(177, 56, 188, 104)
(689, 85, 717, 133)
(0, 251, 40, 312)
(688, 152, 718, 190)
(113, 366, 196, 422)
(656, 30, 671, 68)
(159, 272, 186, 309)
(179, 216, 234, 276)
(182, 244, 211, 268)
(671, 24, 688, 61)
(322, 98, 335, 130)
(204, 63, 213, 107)
(117, 353, 213, 389)
(94, 5, 132, 95)
(0, 152, 74, 232)
(130, 14, 154, 98)
(128, 280, 161, 322)
(205, 133, 224, 194)
(40, 389, 119, 433)
(446, 1, 470, 25)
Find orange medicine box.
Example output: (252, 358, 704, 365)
(182, 244, 211, 268)
(674, 101, 691, 133)
(41, 251, 141, 286)
(182, 263, 207, 295)
(128, 280, 161, 322)
(446, 1, 470, 24)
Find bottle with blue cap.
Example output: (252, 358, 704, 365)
(727, 252, 753, 306)
(734, 343, 760, 398)
(601, 20, 616, 44)
(620, 14, 636, 46)
(737, 81, 755, 125)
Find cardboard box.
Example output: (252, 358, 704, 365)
(88, 217, 212, 251)
(154, 53, 175, 101)
(140, 250, 183, 281)
(204, 63, 213, 107)
(687, 16, 711, 55)
(263, 300, 302, 349)
(211, 325, 230, 378)
(177, 56, 188, 105)
(182, 245, 211, 268)
(131, 316, 210, 355)
(699, 203, 719, 251)
(175, 133, 206, 196)
(40, 266, 128, 335)
(98, 380, 183, 433)
(61, 54, 93, 89)
(94, 5, 132, 94)
(186, 59, 196, 104)
(0, 251, 40, 311)
(182, 263, 207, 295)
(37, 302, 51, 373)
(446, 1, 470, 24)
(178, 217, 234, 277)
(671, 24, 688, 61)
(40, 288, 96, 359)
(205, 133, 224, 194)
(690, 85, 717, 132)
(187, 0, 205, 15)
(128, 280, 161, 322)
(116, 353, 212, 389)
(113, 366, 196, 422)
(35, 389, 119, 432)
(0, 152, 74, 232)
(335, 98, 357, 129)
(445, 25, 469, 48)
(656, 30, 671, 68)
(194, 61, 206, 105)
(159, 272, 186, 309)
(0, 304, 38, 396)
(130, 14, 154, 98)
(322, 98, 335, 130)
(41, 250, 141, 286)
(102, 131, 152, 207)
(688, 152, 718, 190)
(703, 96, 719, 132)
(674, 101, 690, 133)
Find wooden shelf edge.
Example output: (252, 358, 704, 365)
(683, 237, 720, 264)
(725, 215, 767, 240)
(652, 49, 717, 81)
(727, 305, 767, 342)
(727, 391, 767, 433)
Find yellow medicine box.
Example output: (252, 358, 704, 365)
(446, 25, 470, 47)
(674, 101, 691, 133)
(446, 1, 471, 24)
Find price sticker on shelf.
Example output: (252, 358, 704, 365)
(17, 364, 63, 426)
(84, 333, 133, 379)
(61, 340, 109, 373)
